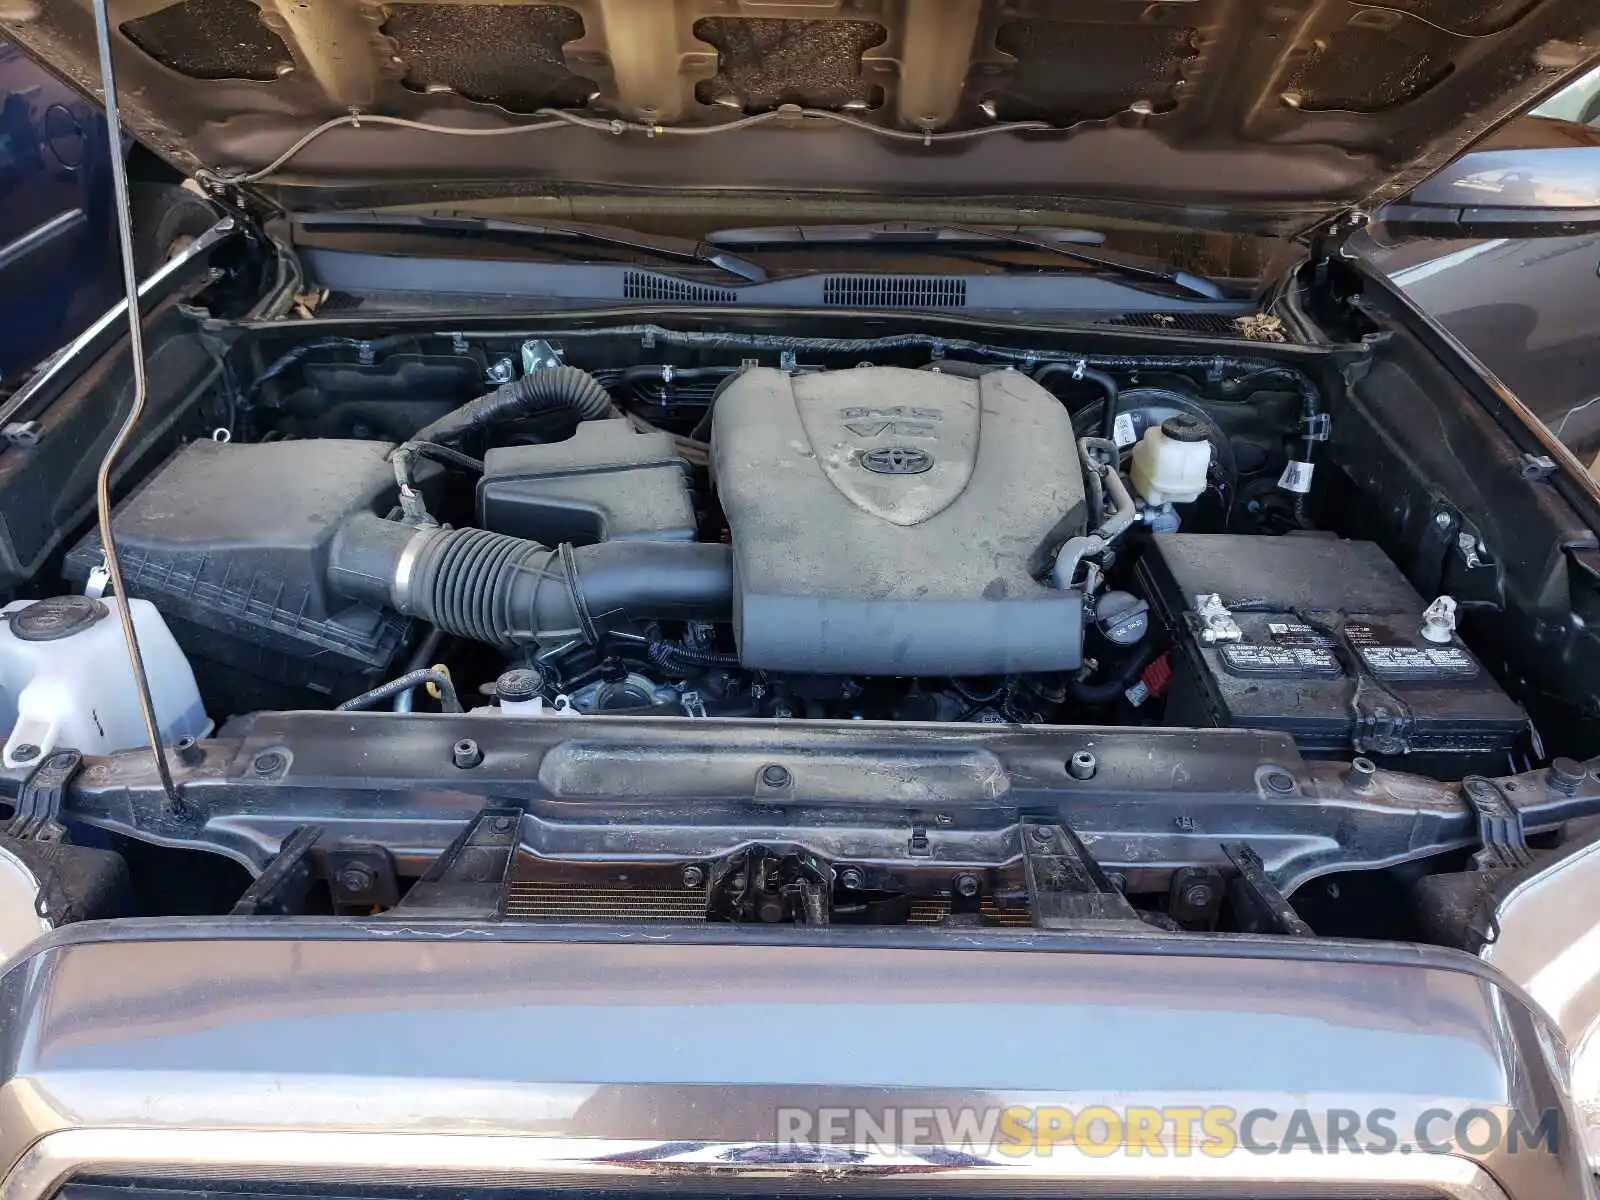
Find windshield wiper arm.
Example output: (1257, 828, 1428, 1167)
(294, 212, 769, 282)
(707, 221, 1224, 300)
(941, 223, 1225, 300)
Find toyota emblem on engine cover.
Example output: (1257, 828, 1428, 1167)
(860, 447, 934, 475)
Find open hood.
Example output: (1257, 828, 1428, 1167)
(4, 1, 1599, 236)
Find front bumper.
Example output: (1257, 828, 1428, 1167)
(0, 922, 1590, 1200)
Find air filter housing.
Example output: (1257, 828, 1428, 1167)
(65, 439, 410, 712)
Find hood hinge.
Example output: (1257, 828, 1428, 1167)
(1308, 209, 1371, 284)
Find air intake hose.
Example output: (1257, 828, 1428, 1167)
(328, 513, 733, 648)
(393, 365, 616, 523)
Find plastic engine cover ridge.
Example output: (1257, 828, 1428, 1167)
(711, 366, 1086, 675)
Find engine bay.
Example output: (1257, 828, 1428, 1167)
(3, 310, 1589, 943)
(47, 324, 1522, 767)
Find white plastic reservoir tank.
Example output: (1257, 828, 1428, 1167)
(0, 596, 209, 768)
(1130, 413, 1214, 506)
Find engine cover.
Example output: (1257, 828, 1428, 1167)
(711, 366, 1086, 675)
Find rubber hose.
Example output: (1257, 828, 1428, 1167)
(338, 668, 463, 713)
(407, 442, 485, 476)
(1051, 438, 1139, 591)
(690, 369, 748, 442)
(411, 365, 613, 448)
(647, 637, 740, 674)
(329, 513, 734, 649)
(392, 625, 446, 712)
(1066, 637, 1163, 705)
(1033, 363, 1120, 442)
(393, 366, 615, 523)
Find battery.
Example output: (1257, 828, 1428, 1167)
(1136, 533, 1526, 769)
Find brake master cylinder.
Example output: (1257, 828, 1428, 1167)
(1131, 414, 1213, 505)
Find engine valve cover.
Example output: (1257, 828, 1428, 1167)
(711, 366, 1085, 675)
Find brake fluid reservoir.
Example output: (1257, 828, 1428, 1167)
(1130, 414, 1213, 505)
(0, 596, 209, 768)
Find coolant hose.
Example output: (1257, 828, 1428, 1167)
(393, 366, 615, 523)
(328, 513, 733, 649)
(1067, 636, 1163, 705)
(1051, 437, 1139, 590)
(1033, 362, 1120, 442)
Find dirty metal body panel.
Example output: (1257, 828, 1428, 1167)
(46, 712, 1600, 896)
(0, 922, 1590, 1199)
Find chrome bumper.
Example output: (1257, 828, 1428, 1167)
(0, 922, 1591, 1200)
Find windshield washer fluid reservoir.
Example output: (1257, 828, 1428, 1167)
(1130, 414, 1213, 506)
(0, 596, 209, 768)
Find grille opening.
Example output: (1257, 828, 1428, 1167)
(504, 877, 1031, 925)
(822, 276, 967, 309)
(623, 271, 739, 304)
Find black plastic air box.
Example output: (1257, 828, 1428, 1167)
(1137, 533, 1525, 769)
(65, 439, 410, 714)
(477, 421, 696, 545)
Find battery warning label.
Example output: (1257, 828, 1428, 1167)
(1220, 642, 1342, 680)
(1217, 619, 1479, 683)
(1345, 622, 1480, 682)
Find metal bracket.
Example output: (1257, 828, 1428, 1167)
(8, 750, 81, 842)
(1301, 412, 1332, 442)
(706, 844, 830, 924)
(1455, 532, 1485, 569)
(520, 338, 563, 374)
(2, 420, 41, 447)
(392, 807, 521, 916)
(1223, 842, 1314, 936)
(83, 561, 111, 598)
(231, 825, 324, 915)
(1519, 454, 1557, 482)
(1019, 821, 1140, 928)
(325, 843, 399, 913)
(1461, 776, 1535, 870)
(1350, 673, 1416, 756)
(1295, 609, 1415, 756)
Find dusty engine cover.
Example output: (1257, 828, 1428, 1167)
(710, 366, 1086, 675)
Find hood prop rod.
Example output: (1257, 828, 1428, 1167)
(88, 0, 180, 812)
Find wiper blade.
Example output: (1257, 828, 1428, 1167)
(708, 221, 1224, 300)
(708, 221, 1109, 248)
(294, 211, 768, 283)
